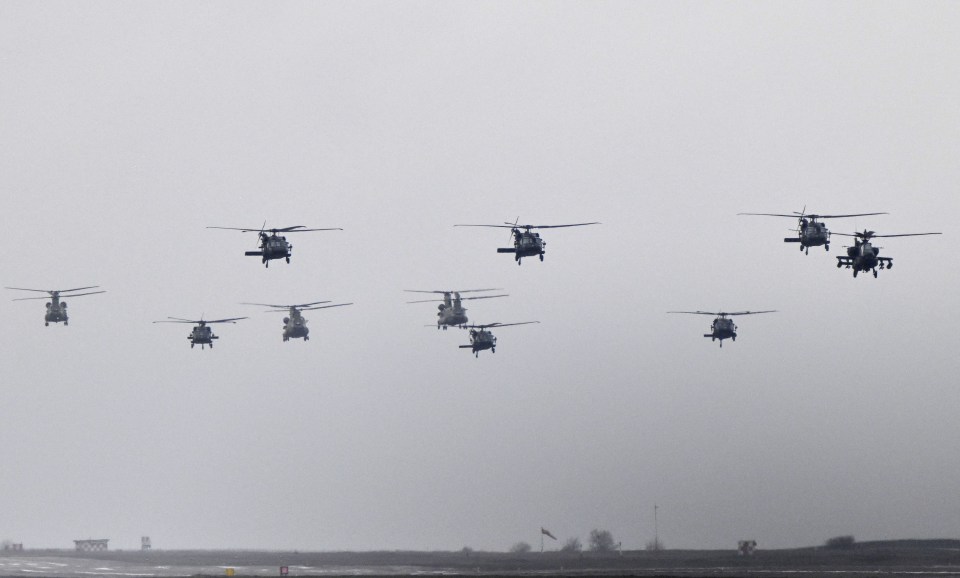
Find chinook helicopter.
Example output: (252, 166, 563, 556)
(458, 321, 539, 357)
(5, 286, 106, 326)
(668, 310, 776, 347)
(739, 210, 888, 254)
(153, 316, 247, 349)
(207, 223, 342, 267)
(454, 219, 600, 265)
(405, 288, 507, 329)
(242, 300, 352, 341)
(833, 229, 942, 278)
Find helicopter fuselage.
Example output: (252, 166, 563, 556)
(836, 240, 891, 277)
(785, 219, 830, 254)
(282, 309, 310, 341)
(498, 230, 545, 264)
(461, 329, 497, 357)
(44, 296, 68, 325)
(246, 234, 292, 267)
(189, 324, 217, 349)
(704, 317, 737, 346)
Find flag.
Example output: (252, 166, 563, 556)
(541, 527, 557, 540)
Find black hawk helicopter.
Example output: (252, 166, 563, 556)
(405, 288, 507, 329)
(242, 300, 352, 342)
(5, 286, 106, 326)
(833, 229, 942, 278)
(739, 210, 887, 254)
(669, 310, 776, 347)
(455, 219, 600, 265)
(153, 316, 247, 349)
(458, 321, 539, 357)
(207, 223, 342, 267)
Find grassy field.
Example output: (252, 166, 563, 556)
(4, 539, 960, 576)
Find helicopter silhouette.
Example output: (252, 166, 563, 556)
(6, 286, 106, 326)
(242, 300, 353, 342)
(455, 219, 599, 265)
(739, 210, 887, 254)
(833, 230, 942, 278)
(405, 288, 507, 329)
(458, 321, 539, 357)
(207, 223, 342, 267)
(153, 316, 247, 349)
(669, 310, 776, 347)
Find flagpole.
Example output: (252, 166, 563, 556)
(541, 530, 544, 553)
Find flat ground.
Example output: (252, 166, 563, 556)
(2, 540, 960, 577)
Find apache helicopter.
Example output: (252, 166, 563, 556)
(458, 321, 539, 357)
(5, 286, 106, 326)
(153, 316, 247, 349)
(668, 310, 776, 347)
(405, 288, 507, 329)
(207, 223, 342, 267)
(454, 219, 600, 265)
(833, 229, 941, 278)
(242, 300, 352, 341)
(739, 210, 887, 254)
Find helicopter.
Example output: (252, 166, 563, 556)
(5, 286, 106, 326)
(153, 316, 247, 349)
(833, 229, 942, 278)
(454, 219, 600, 265)
(738, 210, 888, 254)
(668, 310, 776, 347)
(405, 288, 507, 329)
(242, 300, 353, 341)
(458, 321, 539, 357)
(207, 223, 342, 267)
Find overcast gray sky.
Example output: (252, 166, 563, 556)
(1, 1, 959, 552)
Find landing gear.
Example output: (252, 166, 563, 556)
(264, 258, 269, 268)
(492, 347, 496, 353)
(191, 343, 194, 348)
(853, 269, 858, 278)
(64, 320, 68, 326)
(304, 335, 309, 341)
(873, 269, 878, 278)
(285, 256, 290, 264)
(837, 261, 842, 268)
(804, 246, 809, 255)
(539, 254, 544, 261)
(825, 244, 830, 251)
(45, 322, 49, 326)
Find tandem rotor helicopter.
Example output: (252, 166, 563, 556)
(458, 321, 539, 357)
(405, 288, 507, 329)
(455, 219, 600, 265)
(738, 210, 887, 254)
(5, 286, 106, 326)
(833, 230, 942, 278)
(242, 300, 353, 342)
(153, 316, 247, 349)
(669, 310, 776, 347)
(207, 223, 342, 267)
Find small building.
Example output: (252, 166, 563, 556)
(2, 543, 23, 551)
(74, 539, 109, 552)
(738, 540, 757, 555)
(141, 537, 151, 551)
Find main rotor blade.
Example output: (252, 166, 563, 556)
(454, 224, 517, 228)
(832, 232, 942, 239)
(738, 213, 800, 218)
(12, 295, 56, 301)
(59, 291, 106, 298)
(668, 311, 722, 315)
(276, 228, 342, 232)
(207, 226, 263, 232)
(406, 294, 507, 304)
(242, 301, 332, 308)
(722, 310, 777, 316)
(204, 317, 248, 324)
(155, 318, 200, 324)
(300, 303, 353, 311)
(804, 212, 888, 219)
(403, 288, 503, 294)
(511, 222, 600, 229)
(5, 286, 53, 293)
(58, 286, 101, 293)
(464, 321, 540, 329)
